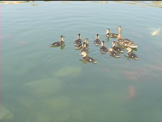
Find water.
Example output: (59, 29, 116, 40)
(1, 1, 162, 122)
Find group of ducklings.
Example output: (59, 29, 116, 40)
(50, 26, 138, 64)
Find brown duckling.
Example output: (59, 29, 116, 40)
(74, 33, 82, 46)
(100, 41, 108, 54)
(112, 41, 124, 53)
(94, 34, 101, 46)
(105, 28, 118, 38)
(108, 47, 120, 58)
(50, 35, 65, 47)
(126, 47, 138, 60)
(80, 51, 97, 64)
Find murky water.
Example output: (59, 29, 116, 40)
(1, 1, 162, 122)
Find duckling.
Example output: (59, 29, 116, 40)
(50, 35, 65, 47)
(80, 51, 97, 64)
(94, 34, 101, 46)
(126, 47, 138, 60)
(117, 26, 138, 48)
(111, 41, 124, 53)
(105, 28, 118, 38)
(74, 33, 82, 46)
(108, 47, 120, 58)
(100, 41, 108, 54)
(81, 42, 89, 54)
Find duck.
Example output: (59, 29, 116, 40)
(105, 28, 118, 38)
(100, 41, 108, 54)
(94, 34, 101, 46)
(111, 41, 124, 53)
(81, 42, 89, 54)
(108, 47, 120, 58)
(117, 26, 138, 48)
(49, 35, 65, 47)
(74, 33, 82, 46)
(80, 51, 97, 64)
(126, 47, 138, 60)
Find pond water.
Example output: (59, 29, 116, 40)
(1, 1, 162, 122)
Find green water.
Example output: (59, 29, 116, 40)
(1, 1, 162, 122)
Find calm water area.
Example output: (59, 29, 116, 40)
(1, 1, 162, 122)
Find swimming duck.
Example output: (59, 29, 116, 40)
(100, 41, 108, 54)
(80, 51, 97, 64)
(105, 28, 118, 38)
(50, 35, 65, 47)
(117, 26, 138, 48)
(74, 33, 82, 46)
(108, 47, 120, 58)
(94, 34, 101, 46)
(111, 41, 124, 53)
(81, 42, 89, 54)
(126, 47, 138, 60)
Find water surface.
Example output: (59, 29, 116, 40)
(1, 1, 162, 122)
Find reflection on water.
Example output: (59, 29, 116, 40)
(1, 1, 162, 122)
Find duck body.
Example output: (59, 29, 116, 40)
(94, 39, 101, 46)
(50, 35, 65, 47)
(81, 51, 97, 64)
(50, 41, 61, 47)
(74, 34, 82, 46)
(112, 46, 124, 53)
(75, 43, 83, 50)
(126, 47, 138, 60)
(93, 34, 101, 46)
(82, 56, 97, 64)
(111, 41, 124, 53)
(108, 47, 120, 58)
(106, 29, 118, 38)
(127, 52, 138, 60)
(100, 41, 108, 54)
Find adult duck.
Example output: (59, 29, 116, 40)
(117, 26, 138, 48)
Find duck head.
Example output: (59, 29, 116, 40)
(112, 41, 116, 47)
(80, 51, 87, 57)
(84, 38, 89, 44)
(96, 34, 100, 39)
(126, 47, 132, 53)
(60, 35, 65, 41)
(77, 33, 81, 39)
(106, 29, 110, 34)
(108, 47, 113, 52)
(101, 41, 105, 46)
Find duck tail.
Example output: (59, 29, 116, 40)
(130, 45, 138, 48)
